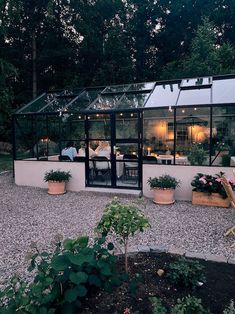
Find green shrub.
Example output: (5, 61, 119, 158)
(96, 197, 150, 272)
(222, 154, 231, 167)
(167, 257, 206, 288)
(188, 144, 207, 165)
(150, 297, 167, 314)
(44, 169, 71, 182)
(171, 295, 210, 314)
(223, 300, 235, 314)
(0, 236, 121, 313)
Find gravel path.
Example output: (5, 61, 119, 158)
(0, 172, 235, 282)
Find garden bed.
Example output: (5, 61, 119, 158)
(81, 252, 235, 314)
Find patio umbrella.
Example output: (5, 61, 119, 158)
(176, 114, 208, 126)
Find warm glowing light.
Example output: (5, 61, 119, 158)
(194, 107, 197, 111)
(147, 147, 151, 156)
(120, 113, 123, 116)
(182, 109, 185, 113)
(130, 113, 134, 117)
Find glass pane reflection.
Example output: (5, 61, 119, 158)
(117, 93, 149, 109)
(177, 88, 211, 106)
(213, 78, 235, 104)
(146, 83, 180, 108)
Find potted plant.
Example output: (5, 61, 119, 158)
(147, 174, 180, 204)
(191, 172, 235, 207)
(188, 144, 207, 165)
(44, 169, 71, 195)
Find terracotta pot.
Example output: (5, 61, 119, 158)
(192, 191, 230, 207)
(48, 181, 66, 195)
(152, 188, 175, 205)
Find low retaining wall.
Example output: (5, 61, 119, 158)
(14, 160, 86, 192)
(143, 164, 235, 201)
(14, 161, 234, 201)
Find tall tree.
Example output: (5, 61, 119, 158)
(160, 17, 235, 79)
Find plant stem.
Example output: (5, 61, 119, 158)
(124, 238, 128, 273)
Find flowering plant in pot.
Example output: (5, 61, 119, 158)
(44, 169, 71, 195)
(191, 172, 235, 207)
(147, 174, 180, 204)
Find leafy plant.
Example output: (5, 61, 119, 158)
(0, 236, 121, 313)
(171, 295, 210, 314)
(188, 144, 207, 165)
(215, 142, 231, 152)
(223, 300, 235, 314)
(150, 297, 167, 314)
(191, 172, 235, 198)
(167, 257, 206, 288)
(222, 154, 231, 167)
(96, 198, 150, 272)
(44, 169, 72, 182)
(147, 174, 180, 189)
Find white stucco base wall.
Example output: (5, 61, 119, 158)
(15, 161, 234, 200)
(143, 164, 235, 201)
(14, 161, 86, 192)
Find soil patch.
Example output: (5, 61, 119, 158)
(81, 252, 235, 314)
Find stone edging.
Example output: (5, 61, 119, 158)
(125, 245, 235, 265)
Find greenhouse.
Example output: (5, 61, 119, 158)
(13, 74, 235, 198)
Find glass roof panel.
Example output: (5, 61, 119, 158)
(145, 83, 180, 108)
(177, 88, 211, 106)
(18, 93, 49, 113)
(128, 82, 155, 92)
(213, 78, 235, 103)
(68, 88, 104, 111)
(102, 84, 130, 93)
(180, 77, 212, 89)
(117, 93, 150, 109)
(40, 96, 75, 113)
(89, 94, 122, 110)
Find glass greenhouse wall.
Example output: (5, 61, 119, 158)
(13, 74, 235, 189)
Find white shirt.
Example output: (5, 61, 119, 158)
(61, 147, 77, 161)
(78, 147, 96, 158)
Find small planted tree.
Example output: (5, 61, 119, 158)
(96, 198, 150, 272)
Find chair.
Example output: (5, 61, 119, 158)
(221, 175, 235, 248)
(73, 156, 85, 162)
(92, 156, 111, 184)
(59, 155, 71, 161)
(142, 156, 157, 164)
(123, 154, 138, 183)
(38, 157, 48, 161)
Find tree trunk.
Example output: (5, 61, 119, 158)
(32, 31, 37, 99)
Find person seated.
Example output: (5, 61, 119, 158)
(95, 141, 111, 159)
(61, 141, 77, 161)
(78, 142, 96, 158)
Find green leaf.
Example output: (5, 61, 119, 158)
(88, 274, 102, 287)
(77, 236, 89, 248)
(63, 239, 74, 251)
(64, 288, 78, 303)
(69, 272, 88, 285)
(76, 285, 87, 297)
(51, 255, 70, 271)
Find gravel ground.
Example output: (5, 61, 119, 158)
(0, 171, 235, 283)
